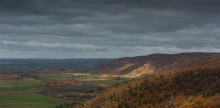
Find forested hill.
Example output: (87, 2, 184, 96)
(91, 53, 220, 78)
(79, 55, 220, 108)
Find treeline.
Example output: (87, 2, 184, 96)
(41, 80, 84, 87)
(0, 73, 38, 80)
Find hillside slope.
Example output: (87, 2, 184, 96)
(80, 58, 220, 108)
(92, 53, 220, 77)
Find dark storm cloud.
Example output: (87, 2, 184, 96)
(0, 0, 220, 58)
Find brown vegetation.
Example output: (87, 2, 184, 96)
(78, 58, 220, 108)
(92, 53, 220, 78)
(40, 80, 84, 87)
(0, 73, 21, 80)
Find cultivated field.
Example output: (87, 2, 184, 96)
(0, 73, 126, 108)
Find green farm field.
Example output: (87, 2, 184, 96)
(0, 80, 42, 92)
(0, 73, 127, 108)
(0, 94, 66, 108)
(72, 75, 125, 85)
(0, 79, 67, 108)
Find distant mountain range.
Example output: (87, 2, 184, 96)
(0, 58, 112, 73)
(0, 58, 112, 66)
(92, 52, 220, 78)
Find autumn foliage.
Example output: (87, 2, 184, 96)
(78, 59, 220, 108)
(92, 53, 220, 78)
(40, 80, 84, 87)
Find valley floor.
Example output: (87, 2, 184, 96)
(0, 73, 126, 108)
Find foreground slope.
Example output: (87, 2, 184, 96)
(92, 53, 220, 77)
(80, 58, 220, 108)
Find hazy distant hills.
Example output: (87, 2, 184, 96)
(0, 58, 112, 73)
(92, 53, 220, 78)
(0, 58, 112, 66)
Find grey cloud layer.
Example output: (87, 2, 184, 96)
(0, 0, 220, 58)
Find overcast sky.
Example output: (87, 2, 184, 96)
(0, 0, 220, 58)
